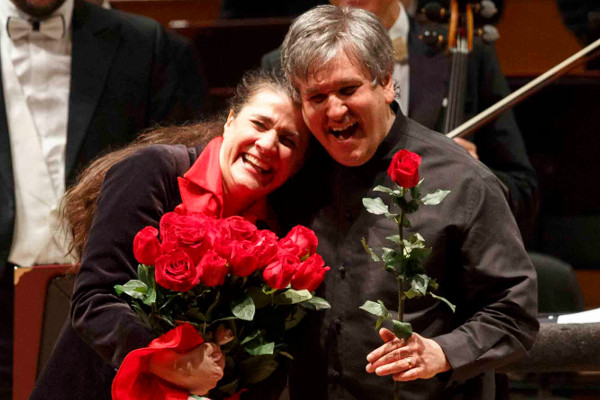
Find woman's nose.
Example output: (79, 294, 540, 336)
(255, 130, 278, 155)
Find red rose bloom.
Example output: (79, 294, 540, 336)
(254, 230, 279, 266)
(133, 226, 162, 265)
(277, 237, 301, 258)
(154, 250, 201, 292)
(222, 216, 258, 242)
(284, 225, 318, 259)
(291, 254, 330, 292)
(229, 240, 260, 277)
(262, 254, 299, 290)
(387, 150, 421, 188)
(159, 212, 217, 263)
(199, 250, 228, 287)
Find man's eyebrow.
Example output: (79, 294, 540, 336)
(303, 79, 362, 96)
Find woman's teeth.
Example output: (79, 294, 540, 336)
(243, 153, 270, 174)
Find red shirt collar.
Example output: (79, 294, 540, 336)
(177, 137, 271, 224)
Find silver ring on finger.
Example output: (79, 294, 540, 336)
(405, 357, 413, 369)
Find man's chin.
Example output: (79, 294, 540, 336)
(12, 0, 66, 18)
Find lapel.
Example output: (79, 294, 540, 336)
(0, 57, 13, 198)
(408, 19, 449, 130)
(65, 0, 121, 182)
(0, 50, 15, 273)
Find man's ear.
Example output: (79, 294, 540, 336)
(381, 74, 395, 104)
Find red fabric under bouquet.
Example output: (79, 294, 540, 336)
(113, 209, 330, 399)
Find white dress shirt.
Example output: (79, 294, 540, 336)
(1, 0, 74, 265)
(389, 2, 410, 115)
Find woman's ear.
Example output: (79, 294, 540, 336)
(223, 109, 235, 134)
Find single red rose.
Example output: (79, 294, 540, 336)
(284, 225, 318, 259)
(133, 226, 162, 265)
(387, 150, 421, 188)
(277, 237, 301, 258)
(222, 216, 258, 242)
(155, 250, 201, 292)
(254, 230, 279, 266)
(199, 250, 228, 287)
(262, 254, 300, 290)
(229, 240, 260, 277)
(291, 254, 331, 292)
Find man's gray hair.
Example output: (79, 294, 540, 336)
(281, 5, 394, 90)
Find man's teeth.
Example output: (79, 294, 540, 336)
(244, 154, 270, 173)
(329, 122, 358, 139)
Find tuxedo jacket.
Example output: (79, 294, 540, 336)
(261, 19, 538, 235)
(0, 0, 206, 279)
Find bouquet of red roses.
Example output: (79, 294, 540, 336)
(113, 209, 330, 399)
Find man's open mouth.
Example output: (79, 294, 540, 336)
(329, 122, 358, 140)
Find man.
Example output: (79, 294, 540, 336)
(0, 0, 205, 396)
(275, 5, 538, 399)
(263, 0, 538, 237)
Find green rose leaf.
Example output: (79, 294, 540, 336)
(215, 378, 239, 396)
(300, 296, 331, 311)
(137, 264, 150, 287)
(285, 307, 307, 330)
(363, 197, 391, 217)
(245, 342, 275, 355)
(391, 319, 413, 341)
(362, 238, 381, 262)
(231, 295, 255, 321)
(115, 280, 147, 300)
(248, 286, 271, 309)
(422, 189, 451, 205)
(359, 300, 390, 318)
(143, 287, 156, 306)
(405, 274, 429, 299)
(386, 234, 401, 245)
(275, 289, 312, 305)
(373, 185, 395, 194)
(238, 355, 279, 384)
(240, 330, 261, 346)
(430, 292, 456, 313)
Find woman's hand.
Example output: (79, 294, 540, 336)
(148, 342, 226, 395)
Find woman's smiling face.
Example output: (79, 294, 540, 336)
(219, 88, 310, 203)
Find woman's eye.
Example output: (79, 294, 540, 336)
(252, 120, 267, 130)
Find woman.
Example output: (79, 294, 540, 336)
(30, 70, 311, 400)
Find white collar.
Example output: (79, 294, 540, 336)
(0, 0, 74, 34)
(388, 2, 409, 41)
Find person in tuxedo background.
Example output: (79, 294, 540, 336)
(0, 0, 206, 397)
(262, 0, 539, 238)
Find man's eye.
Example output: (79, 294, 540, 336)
(340, 86, 358, 96)
(280, 136, 297, 149)
(309, 94, 326, 104)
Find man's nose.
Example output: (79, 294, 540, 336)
(326, 95, 347, 121)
